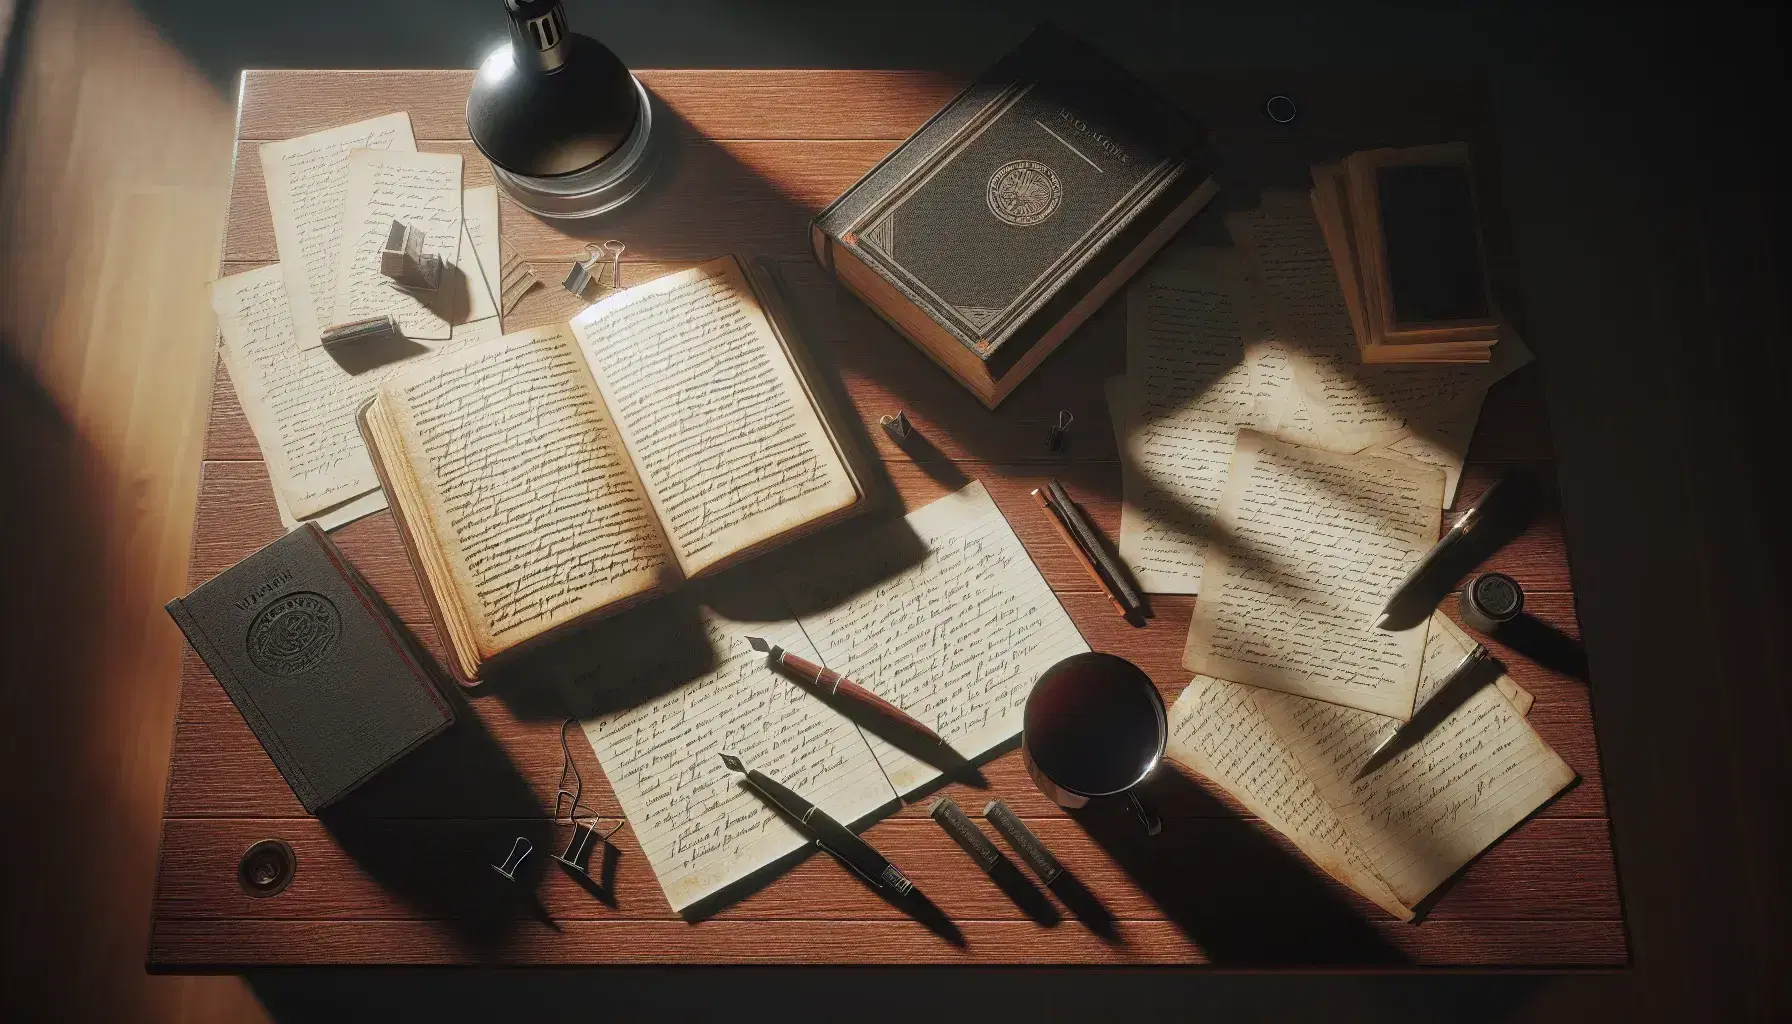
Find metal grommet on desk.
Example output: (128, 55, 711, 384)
(1264, 94, 1298, 124)
(238, 838, 296, 898)
(1460, 571, 1525, 634)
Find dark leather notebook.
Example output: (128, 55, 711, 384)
(166, 523, 453, 813)
(812, 24, 1216, 407)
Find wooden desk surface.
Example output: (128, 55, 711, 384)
(149, 68, 1626, 968)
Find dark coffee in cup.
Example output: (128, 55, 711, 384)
(1022, 652, 1165, 834)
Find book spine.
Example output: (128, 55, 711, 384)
(308, 523, 452, 726)
(165, 596, 321, 813)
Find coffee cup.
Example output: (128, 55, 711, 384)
(1021, 652, 1165, 835)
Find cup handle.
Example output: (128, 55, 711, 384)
(1129, 792, 1162, 836)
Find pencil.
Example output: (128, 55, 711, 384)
(1032, 487, 1130, 618)
(1046, 478, 1144, 612)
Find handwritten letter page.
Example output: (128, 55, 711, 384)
(381, 327, 672, 654)
(459, 185, 501, 324)
(1184, 431, 1441, 718)
(209, 264, 502, 525)
(331, 149, 463, 339)
(572, 257, 858, 576)
(260, 112, 415, 350)
(563, 598, 897, 913)
(1166, 676, 1413, 920)
(777, 480, 1090, 795)
(1111, 249, 1261, 593)
(1226, 193, 1531, 452)
(1256, 613, 1575, 908)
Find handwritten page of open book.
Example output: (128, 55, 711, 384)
(776, 479, 1090, 796)
(331, 149, 463, 340)
(563, 480, 1084, 912)
(561, 597, 899, 914)
(209, 264, 502, 528)
(570, 257, 859, 577)
(378, 326, 673, 656)
(1168, 611, 1573, 918)
(1184, 430, 1441, 719)
(261, 113, 415, 350)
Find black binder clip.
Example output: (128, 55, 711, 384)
(379, 219, 442, 292)
(1047, 410, 1074, 453)
(552, 718, 623, 878)
(561, 239, 626, 300)
(490, 836, 533, 882)
(879, 410, 912, 443)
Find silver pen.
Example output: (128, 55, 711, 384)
(1354, 644, 1492, 781)
(1376, 474, 1529, 630)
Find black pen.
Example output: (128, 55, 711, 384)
(1376, 474, 1534, 629)
(719, 753, 915, 896)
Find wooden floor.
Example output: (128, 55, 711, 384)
(0, 1, 269, 1020)
(1, 0, 1786, 1020)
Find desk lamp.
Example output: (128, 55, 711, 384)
(467, 0, 660, 219)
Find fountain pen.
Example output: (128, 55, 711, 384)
(720, 753, 915, 896)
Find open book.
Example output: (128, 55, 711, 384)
(557, 480, 1090, 914)
(359, 256, 868, 682)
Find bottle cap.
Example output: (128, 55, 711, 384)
(1460, 571, 1525, 634)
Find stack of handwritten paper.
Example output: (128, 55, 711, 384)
(209, 112, 506, 531)
(1170, 613, 1573, 920)
(556, 480, 1090, 914)
(1102, 190, 1575, 917)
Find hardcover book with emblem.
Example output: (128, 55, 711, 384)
(811, 25, 1218, 407)
(166, 523, 454, 813)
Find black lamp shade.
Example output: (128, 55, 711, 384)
(467, 1, 640, 179)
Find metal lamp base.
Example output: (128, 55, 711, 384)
(490, 75, 659, 220)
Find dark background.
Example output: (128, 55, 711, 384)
(10, 0, 1792, 1019)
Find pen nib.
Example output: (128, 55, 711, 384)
(747, 636, 770, 653)
(719, 752, 744, 773)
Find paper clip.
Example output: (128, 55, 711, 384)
(561, 240, 627, 300)
(1047, 410, 1074, 452)
(552, 718, 623, 877)
(879, 410, 912, 443)
(490, 836, 533, 882)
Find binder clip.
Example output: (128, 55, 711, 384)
(379, 219, 442, 292)
(561, 239, 626, 300)
(880, 410, 912, 443)
(490, 836, 534, 883)
(320, 314, 401, 352)
(499, 250, 542, 315)
(1047, 410, 1074, 453)
(551, 718, 623, 878)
